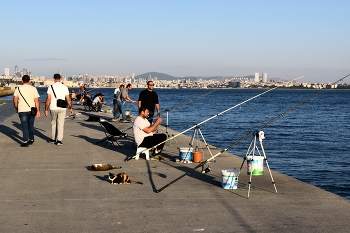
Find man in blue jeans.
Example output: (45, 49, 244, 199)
(112, 84, 124, 122)
(13, 75, 41, 147)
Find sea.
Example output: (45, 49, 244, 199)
(2, 87, 350, 200)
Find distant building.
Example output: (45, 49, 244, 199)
(262, 73, 267, 83)
(254, 72, 259, 82)
(228, 81, 241, 88)
(4, 68, 9, 76)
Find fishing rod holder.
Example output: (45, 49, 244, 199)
(182, 125, 216, 164)
(164, 108, 177, 145)
(238, 130, 277, 198)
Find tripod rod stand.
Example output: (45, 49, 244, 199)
(238, 131, 277, 198)
(184, 125, 215, 163)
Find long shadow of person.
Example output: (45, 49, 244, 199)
(0, 124, 22, 144)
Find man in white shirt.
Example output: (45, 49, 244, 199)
(13, 75, 41, 147)
(44, 73, 73, 146)
(92, 93, 106, 112)
(133, 107, 167, 159)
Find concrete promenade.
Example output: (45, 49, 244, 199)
(0, 101, 349, 233)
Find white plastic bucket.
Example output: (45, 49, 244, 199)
(222, 169, 238, 189)
(247, 156, 264, 176)
(178, 147, 193, 162)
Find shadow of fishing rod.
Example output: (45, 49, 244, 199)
(155, 73, 350, 193)
(125, 76, 304, 162)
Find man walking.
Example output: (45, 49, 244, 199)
(44, 73, 73, 145)
(13, 75, 41, 147)
(112, 84, 124, 122)
(120, 83, 136, 123)
(138, 81, 160, 124)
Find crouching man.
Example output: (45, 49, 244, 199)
(133, 107, 167, 160)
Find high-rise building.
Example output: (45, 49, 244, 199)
(262, 73, 267, 83)
(4, 68, 10, 76)
(254, 72, 259, 82)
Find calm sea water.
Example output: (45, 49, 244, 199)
(3, 87, 350, 199)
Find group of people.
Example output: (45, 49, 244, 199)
(13, 76, 167, 160)
(13, 74, 73, 147)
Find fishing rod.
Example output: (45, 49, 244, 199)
(156, 73, 350, 193)
(125, 76, 304, 162)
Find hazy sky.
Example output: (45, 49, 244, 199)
(1, 0, 349, 82)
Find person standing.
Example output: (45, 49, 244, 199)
(138, 81, 160, 124)
(112, 84, 124, 122)
(120, 83, 136, 123)
(44, 73, 73, 146)
(133, 107, 167, 160)
(13, 75, 41, 147)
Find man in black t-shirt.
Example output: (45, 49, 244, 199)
(138, 81, 160, 123)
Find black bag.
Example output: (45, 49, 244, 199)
(51, 85, 68, 108)
(57, 99, 68, 108)
(31, 107, 38, 116)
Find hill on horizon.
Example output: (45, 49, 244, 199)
(135, 72, 253, 80)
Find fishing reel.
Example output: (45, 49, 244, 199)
(255, 130, 265, 140)
(201, 165, 211, 174)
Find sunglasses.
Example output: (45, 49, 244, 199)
(148, 84, 154, 86)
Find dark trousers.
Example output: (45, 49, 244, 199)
(139, 133, 167, 151)
(19, 111, 35, 142)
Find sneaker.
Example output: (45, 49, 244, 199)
(55, 141, 63, 146)
(28, 140, 34, 145)
(20, 142, 29, 147)
(111, 118, 120, 122)
(48, 139, 56, 144)
(120, 120, 130, 123)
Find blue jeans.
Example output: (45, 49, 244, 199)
(113, 100, 126, 120)
(18, 111, 35, 142)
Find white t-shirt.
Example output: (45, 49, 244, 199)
(93, 96, 100, 104)
(13, 84, 40, 113)
(133, 116, 153, 146)
(47, 82, 69, 110)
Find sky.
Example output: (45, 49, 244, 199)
(1, 0, 349, 83)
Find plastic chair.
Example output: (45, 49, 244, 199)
(135, 147, 150, 160)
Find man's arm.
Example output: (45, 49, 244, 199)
(65, 94, 74, 115)
(142, 117, 162, 134)
(34, 97, 41, 118)
(155, 103, 160, 116)
(138, 100, 142, 109)
(13, 96, 18, 113)
(44, 94, 51, 117)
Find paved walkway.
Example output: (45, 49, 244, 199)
(0, 102, 349, 232)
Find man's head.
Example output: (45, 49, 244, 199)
(119, 84, 125, 90)
(53, 73, 61, 80)
(126, 83, 132, 90)
(138, 106, 149, 119)
(22, 75, 30, 83)
(147, 81, 155, 91)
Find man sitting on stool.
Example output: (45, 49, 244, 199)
(133, 106, 167, 160)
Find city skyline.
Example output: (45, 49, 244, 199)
(1, 1, 349, 83)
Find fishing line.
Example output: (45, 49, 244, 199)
(125, 76, 304, 162)
(165, 89, 216, 112)
(156, 74, 350, 193)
